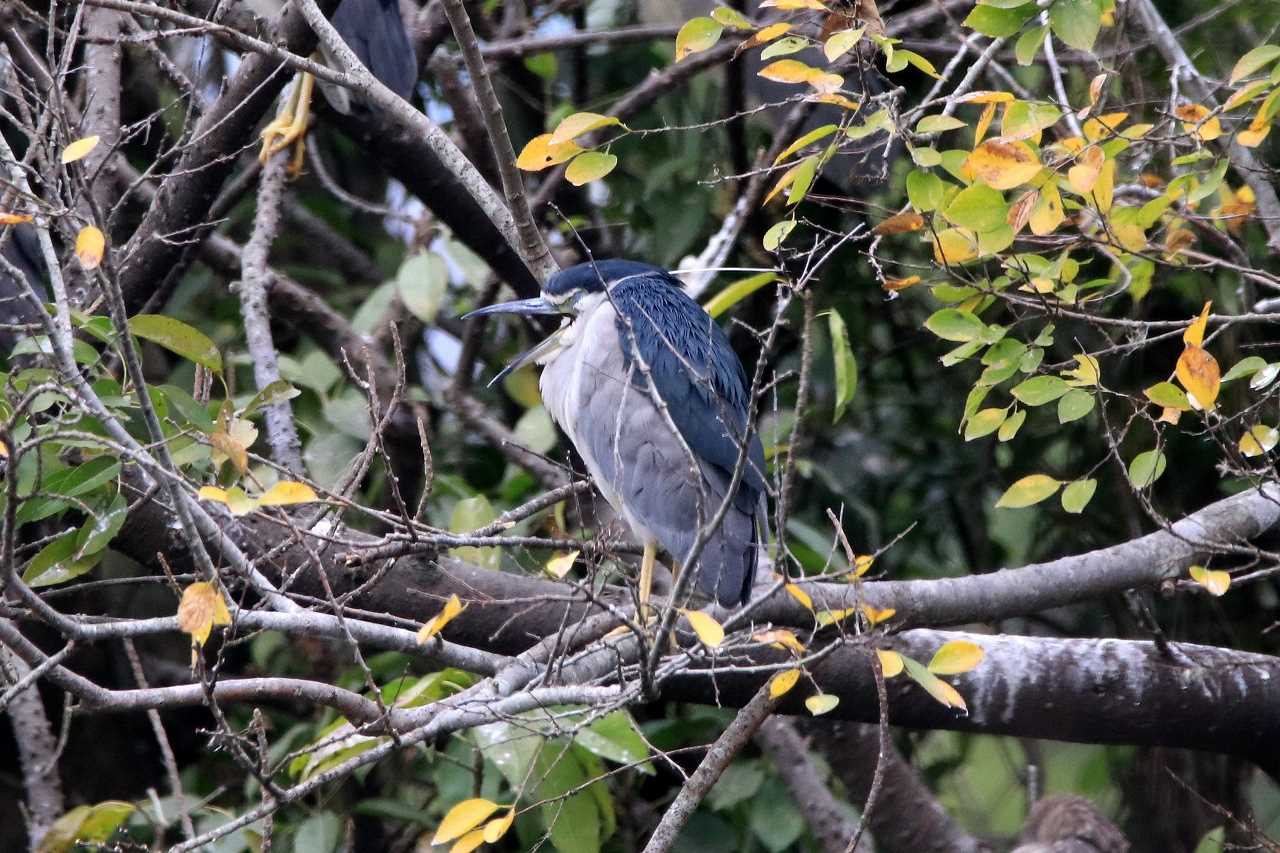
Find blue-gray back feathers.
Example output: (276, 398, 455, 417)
(333, 0, 416, 101)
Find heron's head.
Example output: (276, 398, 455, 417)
(462, 260, 666, 322)
(461, 260, 665, 386)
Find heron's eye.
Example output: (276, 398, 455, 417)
(545, 288, 583, 313)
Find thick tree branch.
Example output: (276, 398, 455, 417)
(0, 625, 64, 853)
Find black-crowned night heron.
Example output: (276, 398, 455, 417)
(464, 260, 767, 609)
(251, 0, 416, 170)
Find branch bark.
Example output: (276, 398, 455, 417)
(238, 151, 306, 476)
(0, 623, 65, 852)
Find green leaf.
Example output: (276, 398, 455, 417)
(1049, 0, 1102, 51)
(1015, 24, 1047, 64)
(573, 710, 652, 772)
(924, 309, 986, 342)
(16, 457, 121, 525)
(513, 405, 557, 454)
(23, 535, 101, 588)
(763, 220, 796, 252)
(241, 379, 300, 419)
(1057, 388, 1094, 422)
(160, 384, 214, 432)
(829, 310, 857, 423)
(1011, 375, 1069, 406)
(1222, 355, 1267, 382)
(1060, 478, 1097, 513)
(761, 36, 809, 60)
(711, 6, 752, 29)
(906, 169, 946, 212)
(964, 3, 1036, 38)
(396, 252, 448, 323)
(996, 474, 1061, 508)
(450, 496, 500, 570)
(1128, 449, 1167, 488)
(944, 183, 1008, 232)
(997, 408, 1026, 441)
(705, 272, 776, 318)
(787, 156, 819, 206)
(1144, 381, 1190, 410)
(965, 407, 1007, 441)
(295, 812, 343, 853)
(128, 314, 222, 372)
(675, 17, 723, 60)
(915, 114, 968, 134)
(565, 151, 618, 186)
(74, 493, 128, 557)
(1230, 45, 1280, 84)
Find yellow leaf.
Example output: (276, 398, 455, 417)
(76, 225, 105, 270)
(785, 582, 814, 611)
(550, 112, 622, 145)
(931, 228, 979, 264)
(805, 693, 840, 715)
(872, 211, 924, 235)
(682, 609, 725, 647)
(955, 90, 1015, 104)
(760, 0, 827, 8)
(450, 829, 486, 853)
(433, 799, 502, 846)
(1093, 158, 1114, 213)
(736, 23, 792, 56)
(257, 480, 319, 507)
(853, 554, 874, 577)
(1067, 146, 1104, 195)
(883, 275, 921, 293)
(483, 811, 516, 843)
(516, 134, 582, 171)
(769, 668, 801, 699)
(200, 485, 258, 516)
(0, 212, 33, 225)
(1029, 182, 1064, 235)
(1063, 354, 1100, 387)
(964, 139, 1043, 190)
(1173, 103, 1222, 141)
(815, 607, 856, 627)
(809, 93, 861, 111)
(0, 439, 7, 458)
(1239, 424, 1279, 457)
(177, 581, 231, 647)
(932, 678, 968, 712)
(62, 134, 101, 164)
(544, 550, 579, 579)
(1176, 345, 1221, 410)
(211, 417, 257, 475)
(995, 474, 1061, 509)
(1082, 111, 1128, 142)
(763, 159, 806, 205)
(875, 649, 904, 677)
(1183, 301, 1211, 347)
(860, 604, 896, 625)
(417, 594, 466, 644)
(1189, 565, 1230, 597)
(758, 59, 843, 92)
(752, 629, 806, 654)
(927, 640, 985, 674)
(974, 102, 997, 146)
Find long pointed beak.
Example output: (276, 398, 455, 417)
(487, 332, 564, 387)
(461, 297, 565, 387)
(461, 296, 559, 320)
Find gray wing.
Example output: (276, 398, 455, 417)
(574, 305, 758, 607)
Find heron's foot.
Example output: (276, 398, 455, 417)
(258, 72, 314, 173)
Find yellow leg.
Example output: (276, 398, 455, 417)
(638, 541, 657, 618)
(259, 71, 315, 170)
